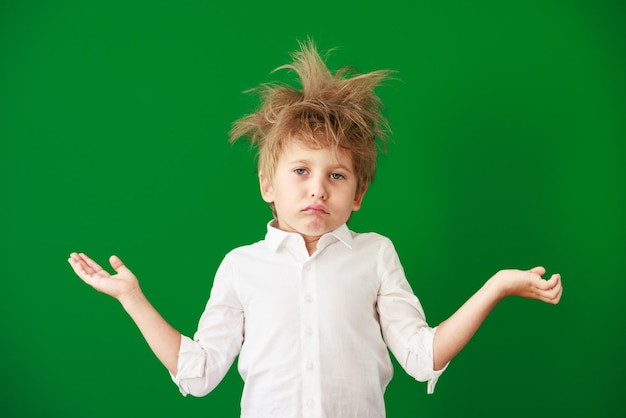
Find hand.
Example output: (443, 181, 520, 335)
(491, 266, 562, 304)
(68, 252, 141, 303)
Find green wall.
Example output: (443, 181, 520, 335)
(1, 1, 624, 417)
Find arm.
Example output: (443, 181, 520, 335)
(433, 266, 562, 370)
(68, 252, 181, 375)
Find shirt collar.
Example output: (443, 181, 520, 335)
(265, 221, 354, 253)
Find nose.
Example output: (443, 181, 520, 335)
(310, 176, 327, 200)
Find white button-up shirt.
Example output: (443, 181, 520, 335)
(171, 223, 447, 417)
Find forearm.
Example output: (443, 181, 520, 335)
(120, 290, 182, 376)
(433, 278, 504, 370)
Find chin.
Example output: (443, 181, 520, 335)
(302, 222, 338, 236)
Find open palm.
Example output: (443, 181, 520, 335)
(68, 252, 140, 301)
(496, 266, 562, 304)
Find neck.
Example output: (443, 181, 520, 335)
(303, 236, 321, 256)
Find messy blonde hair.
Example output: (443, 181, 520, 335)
(229, 38, 392, 202)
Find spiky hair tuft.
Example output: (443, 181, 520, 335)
(229, 38, 393, 196)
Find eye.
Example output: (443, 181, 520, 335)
(294, 168, 307, 175)
(330, 172, 345, 180)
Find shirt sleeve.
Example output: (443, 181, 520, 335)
(375, 238, 449, 394)
(170, 256, 244, 397)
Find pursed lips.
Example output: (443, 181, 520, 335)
(302, 204, 329, 215)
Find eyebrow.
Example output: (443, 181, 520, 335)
(287, 159, 354, 174)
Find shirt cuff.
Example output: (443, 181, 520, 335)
(169, 335, 207, 396)
(407, 326, 450, 394)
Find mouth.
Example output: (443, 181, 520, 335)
(302, 205, 329, 215)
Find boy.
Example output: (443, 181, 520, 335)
(68, 39, 562, 417)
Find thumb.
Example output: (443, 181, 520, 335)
(109, 255, 131, 274)
(529, 266, 546, 277)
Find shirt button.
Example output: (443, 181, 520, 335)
(306, 399, 315, 408)
(306, 361, 315, 370)
(303, 264, 311, 272)
(305, 327, 313, 336)
(304, 294, 313, 303)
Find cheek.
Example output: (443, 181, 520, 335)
(280, 177, 304, 194)
(272, 182, 298, 204)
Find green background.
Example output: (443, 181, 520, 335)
(1, 0, 624, 417)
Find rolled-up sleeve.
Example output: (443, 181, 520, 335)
(376, 239, 449, 394)
(170, 257, 244, 397)
(405, 326, 449, 393)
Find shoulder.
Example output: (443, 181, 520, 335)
(346, 230, 404, 279)
(351, 229, 394, 244)
(222, 238, 271, 261)
(213, 239, 274, 283)
(349, 229, 397, 254)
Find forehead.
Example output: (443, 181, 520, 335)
(278, 141, 355, 169)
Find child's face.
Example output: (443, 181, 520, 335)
(259, 141, 366, 243)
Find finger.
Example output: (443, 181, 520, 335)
(109, 255, 132, 275)
(547, 273, 561, 285)
(70, 253, 93, 275)
(539, 273, 560, 290)
(68, 256, 92, 280)
(68, 252, 87, 272)
(538, 286, 562, 304)
(68, 256, 81, 274)
(538, 277, 562, 304)
(529, 266, 545, 277)
(534, 277, 553, 291)
(532, 272, 560, 292)
(553, 283, 563, 303)
(547, 275, 562, 299)
(69, 252, 86, 267)
(548, 285, 563, 304)
(79, 253, 105, 275)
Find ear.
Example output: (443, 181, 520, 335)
(259, 172, 274, 203)
(352, 184, 368, 211)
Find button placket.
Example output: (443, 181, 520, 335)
(300, 261, 321, 413)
